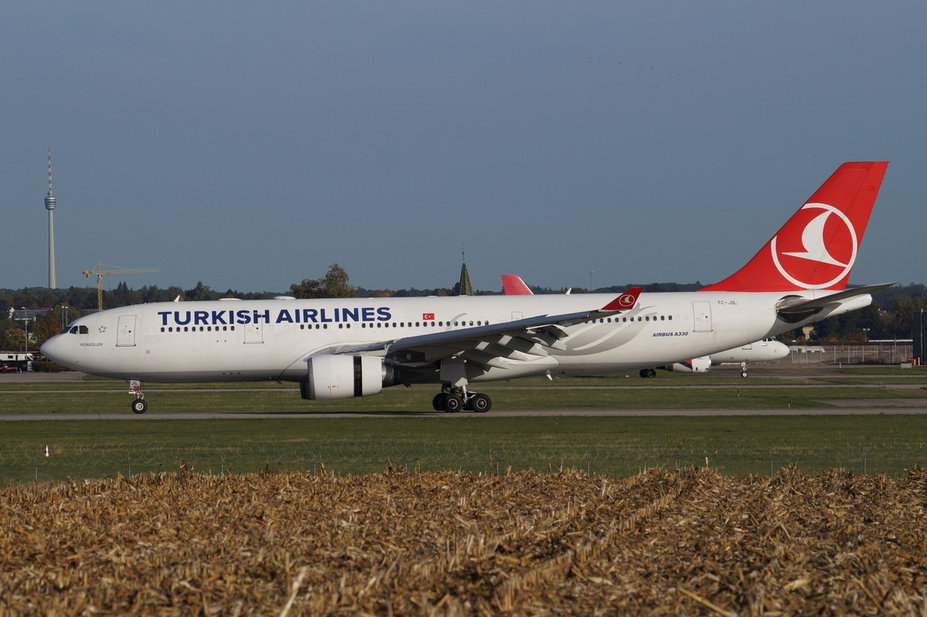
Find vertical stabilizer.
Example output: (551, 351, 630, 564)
(701, 161, 888, 292)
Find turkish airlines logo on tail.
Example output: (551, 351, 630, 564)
(603, 287, 642, 312)
(617, 292, 638, 308)
(770, 202, 858, 290)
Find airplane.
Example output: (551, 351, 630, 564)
(652, 338, 791, 377)
(41, 161, 890, 414)
(500, 274, 790, 377)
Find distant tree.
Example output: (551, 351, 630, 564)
(33, 308, 65, 349)
(186, 282, 217, 301)
(110, 281, 142, 307)
(290, 264, 358, 299)
(63, 286, 98, 311)
(139, 285, 165, 303)
(0, 324, 22, 351)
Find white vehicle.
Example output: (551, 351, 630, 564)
(41, 162, 890, 413)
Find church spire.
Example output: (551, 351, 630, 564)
(458, 245, 472, 296)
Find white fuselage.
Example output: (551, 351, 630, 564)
(41, 290, 850, 385)
(710, 338, 790, 364)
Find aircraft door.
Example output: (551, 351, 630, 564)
(117, 315, 136, 347)
(692, 301, 713, 333)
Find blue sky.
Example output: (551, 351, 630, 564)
(2, 1, 925, 293)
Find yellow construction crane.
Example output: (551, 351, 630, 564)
(82, 263, 162, 311)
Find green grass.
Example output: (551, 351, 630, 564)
(2, 368, 927, 484)
(2, 381, 926, 414)
(2, 415, 925, 485)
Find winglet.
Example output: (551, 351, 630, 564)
(601, 287, 642, 311)
(501, 274, 534, 295)
(701, 162, 888, 292)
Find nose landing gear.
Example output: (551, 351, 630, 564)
(129, 380, 148, 414)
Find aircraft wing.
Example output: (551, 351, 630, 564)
(776, 283, 893, 321)
(329, 288, 642, 366)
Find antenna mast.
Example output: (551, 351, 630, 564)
(45, 148, 57, 289)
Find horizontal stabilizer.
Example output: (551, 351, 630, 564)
(776, 283, 893, 320)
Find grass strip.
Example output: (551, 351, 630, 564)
(2, 415, 925, 484)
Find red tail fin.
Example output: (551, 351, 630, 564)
(501, 274, 534, 295)
(701, 161, 888, 292)
(602, 287, 642, 311)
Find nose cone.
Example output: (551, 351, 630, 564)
(770, 341, 791, 360)
(40, 334, 72, 368)
(39, 336, 57, 360)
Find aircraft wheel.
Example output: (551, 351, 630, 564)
(131, 399, 148, 414)
(432, 393, 448, 411)
(640, 368, 657, 378)
(470, 393, 492, 413)
(444, 395, 463, 413)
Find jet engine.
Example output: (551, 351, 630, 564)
(302, 355, 388, 400)
(664, 356, 712, 373)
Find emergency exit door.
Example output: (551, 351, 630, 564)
(117, 315, 136, 347)
(692, 301, 713, 333)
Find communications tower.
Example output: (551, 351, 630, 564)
(45, 148, 57, 289)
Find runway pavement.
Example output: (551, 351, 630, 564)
(3, 407, 927, 421)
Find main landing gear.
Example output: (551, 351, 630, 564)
(129, 379, 148, 414)
(431, 386, 492, 413)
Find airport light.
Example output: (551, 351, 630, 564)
(14, 308, 35, 353)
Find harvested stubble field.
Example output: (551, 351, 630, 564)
(2, 467, 926, 616)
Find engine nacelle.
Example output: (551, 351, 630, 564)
(303, 355, 385, 400)
(665, 356, 712, 373)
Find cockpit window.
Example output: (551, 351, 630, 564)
(67, 325, 89, 335)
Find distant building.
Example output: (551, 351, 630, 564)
(458, 261, 473, 296)
(913, 311, 927, 364)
